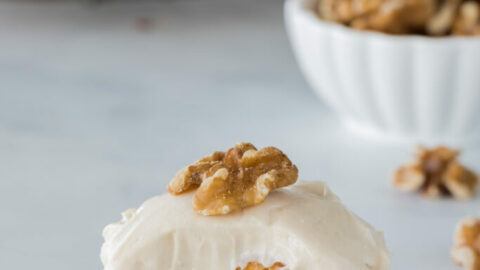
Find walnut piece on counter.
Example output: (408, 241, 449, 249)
(168, 142, 298, 216)
(393, 146, 478, 199)
(318, 0, 480, 36)
(236, 262, 285, 270)
(452, 217, 480, 270)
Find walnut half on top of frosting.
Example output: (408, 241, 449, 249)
(318, 0, 480, 36)
(236, 262, 285, 270)
(393, 146, 478, 199)
(168, 142, 298, 216)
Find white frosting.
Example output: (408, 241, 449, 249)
(101, 182, 389, 270)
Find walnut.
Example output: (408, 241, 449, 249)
(235, 262, 285, 270)
(427, 0, 462, 35)
(393, 146, 478, 199)
(452, 217, 480, 270)
(453, 1, 480, 35)
(318, 0, 383, 24)
(168, 143, 298, 216)
(318, 0, 436, 34)
(318, 0, 480, 36)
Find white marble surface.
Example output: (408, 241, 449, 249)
(0, 0, 479, 269)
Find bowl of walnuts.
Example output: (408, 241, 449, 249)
(285, 0, 480, 143)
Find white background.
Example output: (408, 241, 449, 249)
(0, 0, 479, 269)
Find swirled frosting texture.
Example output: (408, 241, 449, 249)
(101, 182, 389, 270)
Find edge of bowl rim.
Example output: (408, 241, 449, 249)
(285, 0, 480, 44)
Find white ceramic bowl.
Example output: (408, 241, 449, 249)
(285, 0, 480, 143)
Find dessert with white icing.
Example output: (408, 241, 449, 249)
(101, 143, 389, 270)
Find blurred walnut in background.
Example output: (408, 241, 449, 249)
(393, 146, 478, 199)
(318, 0, 480, 35)
(452, 217, 480, 270)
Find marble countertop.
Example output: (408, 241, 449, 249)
(1, 0, 479, 269)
